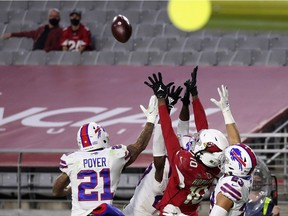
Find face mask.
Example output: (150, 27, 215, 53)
(70, 18, 80, 26)
(49, 18, 60, 26)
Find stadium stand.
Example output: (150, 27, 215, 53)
(0, 50, 12, 65)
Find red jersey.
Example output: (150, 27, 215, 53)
(157, 103, 220, 216)
(11, 24, 62, 52)
(61, 23, 92, 51)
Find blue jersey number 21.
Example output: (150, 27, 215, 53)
(77, 169, 113, 201)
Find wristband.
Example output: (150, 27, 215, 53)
(222, 108, 235, 125)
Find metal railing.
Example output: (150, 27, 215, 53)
(0, 129, 288, 208)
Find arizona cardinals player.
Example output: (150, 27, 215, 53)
(52, 95, 158, 216)
(123, 66, 212, 215)
(144, 72, 241, 216)
(209, 143, 257, 216)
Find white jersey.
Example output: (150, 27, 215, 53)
(123, 158, 170, 216)
(210, 175, 252, 216)
(60, 145, 130, 216)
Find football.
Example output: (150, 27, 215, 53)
(111, 14, 132, 43)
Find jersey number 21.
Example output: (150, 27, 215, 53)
(77, 169, 113, 201)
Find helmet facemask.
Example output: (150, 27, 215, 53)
(192, 129, 228, 167)
(181, 129, 228, 168)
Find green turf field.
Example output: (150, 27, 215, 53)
(206, 1, 288, 31)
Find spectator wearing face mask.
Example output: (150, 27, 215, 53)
(1, 8, 62, 52)
(60, 10, 92, 53)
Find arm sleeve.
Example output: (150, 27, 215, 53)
(11, 30, 37, 39)
(210, 205, 228, 216)
(59, 154, 70, 175)
(159, 104, 180, 163)
(153, 123, 166, 157)
(111, 144, 130, 161)
(177, 119, 189, 137)
(192, 97, 208, 131)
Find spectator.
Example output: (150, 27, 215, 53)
(60, 10, 92, 53)
(1, 8, 62, 52)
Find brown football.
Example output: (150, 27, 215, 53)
(111, 14, 132, 43)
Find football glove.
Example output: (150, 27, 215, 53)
(163, 204, 188, 216)
(166, 85, 183, 111)
(184, 66, 198, 97)
(140, 95, 158, 124)
(210, 85, 235, 124)
(181, 80, 190, 106)
(144, 72, 174, 99)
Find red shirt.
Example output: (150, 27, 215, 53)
(192, 98, 208, 132)
(11, 24, 62, 52)
(61, 23, 92, 51)
(156, 102, 220, 216)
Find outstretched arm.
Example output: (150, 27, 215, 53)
(144, 72, 180, 163)
(183, 66, 208, 131)
(153, 123, 166, 183)
(125, 95, 157, 167)
(153, 84, 182, 182)
(179, 66, 208, 131)
(158, 98, 180, 162)
(210, 85, 240, 145)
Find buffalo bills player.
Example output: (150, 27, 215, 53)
(209, 143, 257, 216)
(52, 95, 158, 216)
(144, 72, 240, 216)
(209, 85, 257, 216)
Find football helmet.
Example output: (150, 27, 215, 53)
(181, 129, 229, 167)
(221, 143, 257, 177)
(77, 122, 109, 151)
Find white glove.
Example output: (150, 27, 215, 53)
(163, 204, 188, 216)
(140, 95, 158, 124)
(210, 85, 235, 124)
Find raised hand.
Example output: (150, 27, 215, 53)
(166, 85, 183, 111)
(185, 66, 198, 97)
(210, 85, 235, 125)
(181, 80, 190, 106)
(140, 95, 158, 124)
(144, 72, 174, 99)
(210, 84, 230, 112)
